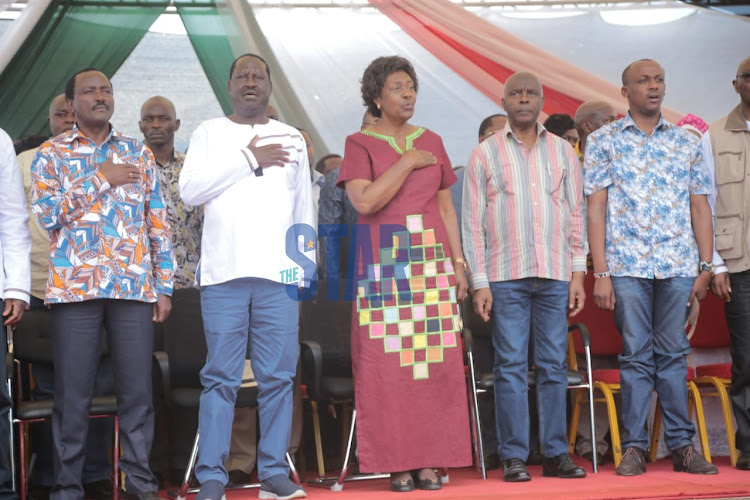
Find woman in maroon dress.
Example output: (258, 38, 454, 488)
(337, 56, 472, 492)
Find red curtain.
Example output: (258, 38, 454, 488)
(369, 0, 683, 122)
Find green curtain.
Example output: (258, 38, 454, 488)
(175, 0, 234, 115)
(0, 0, 168, 139)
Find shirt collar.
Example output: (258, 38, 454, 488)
(64, 123, 120, 145)
(504, 121, 546, 141)
(620, 112, 671, 134)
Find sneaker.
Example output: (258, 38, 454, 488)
(616, 447, 646, 476)
(259, 474, 307, 500)
(196, 479, 226, 500)
(671, 445, 718, 475)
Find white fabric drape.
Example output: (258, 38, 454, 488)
(0, 0, 52, 75)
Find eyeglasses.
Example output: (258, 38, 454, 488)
(738, 73, 750, 80)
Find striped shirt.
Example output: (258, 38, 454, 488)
(461, 122, 587, 289)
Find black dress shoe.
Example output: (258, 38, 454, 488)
(503, 458, 531, 482)
(736, 451, 750, 470)
(542, 453, 587, 478)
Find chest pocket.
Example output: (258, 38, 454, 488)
(715, 150, 745, 218)
(547, 161, 567, 195)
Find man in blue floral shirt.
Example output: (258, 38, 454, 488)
(584, 59, 717, 476)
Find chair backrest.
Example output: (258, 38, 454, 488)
(163, 288, 207, 389)
(300, 280, 352, 377)
(571, 273, 623, 356)
(689, 292, 730, 348)
(12, 309, 54, 365)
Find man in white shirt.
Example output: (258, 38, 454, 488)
(704, 55, 750, 471)
(0, 126, 32, 499)
(180, 53, 313, 500)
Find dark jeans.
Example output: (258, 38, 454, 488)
(50, 300, 157, 500)
(726, 269, 750, 452)
(489, 278, 570, 460)
(0, 300, 17, 499)
(612, 276, 694, 451)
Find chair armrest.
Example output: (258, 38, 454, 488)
(568, 322, 593, 376)
(568, 323, 591, 348)
(462, 327, 474, 354)
(300, 340, 323, 401)
(152, 351, 171, 406)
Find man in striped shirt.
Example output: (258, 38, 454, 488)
(462, 71, 587, 482)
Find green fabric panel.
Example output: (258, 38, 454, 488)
(0, 0, 168, 139)
(176, 1, 234, 116)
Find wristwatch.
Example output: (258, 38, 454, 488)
(698, 261, 714, 274)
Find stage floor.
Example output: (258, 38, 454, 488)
(189, 456, 750, 500)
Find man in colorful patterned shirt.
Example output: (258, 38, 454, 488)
(140, 95, 201, 289)
(462, 71, 587, 482)
(584, 59, 716, 476)
(31, 68, 174, 500)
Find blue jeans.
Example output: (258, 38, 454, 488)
(489, 278, 570, 460)
(612, 276, 695, 451)
(196, 278, 298, 484)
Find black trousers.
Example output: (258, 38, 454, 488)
(50, 299, 157, 500)
(726, 269, 750, 452)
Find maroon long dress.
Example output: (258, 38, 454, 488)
(337, 127, 472, 473)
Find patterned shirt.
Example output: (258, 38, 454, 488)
(31, 125, 174, 303)
(583, 114, 711, 279)
(462, 122, 587, 290)
(157, 151, 202, 289)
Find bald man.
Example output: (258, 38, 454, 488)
(463, 72, 587, 482)
(140, 96, 201, 290)
(704, 56, 750, 471)
(574, 101, 617, 160)
(585, 59, 716, 476)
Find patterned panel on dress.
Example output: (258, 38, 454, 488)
(360, 214, 461, 380)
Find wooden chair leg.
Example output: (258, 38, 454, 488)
(649, 399, 662, 463)
(568, 389, 583, 454)
(594, 382, 622, 467)
(696, 376, 737, 466)
(688, 381, 711, 462)
(310, 400, 325, 477)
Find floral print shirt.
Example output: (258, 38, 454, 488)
(583, 114, 711, 278)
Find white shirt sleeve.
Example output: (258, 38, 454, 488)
(0, 129, 31, 302)
(702, 132, 728, 274)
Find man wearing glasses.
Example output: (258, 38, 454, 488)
(703, 56, 750, 471)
